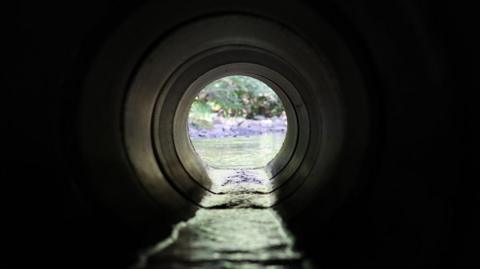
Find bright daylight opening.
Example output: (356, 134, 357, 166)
(187, 75, 288, 195)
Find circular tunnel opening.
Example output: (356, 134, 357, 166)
(80, 10, 370, 229)
(185, 75, 289, 195)
(171, 65, 304, 205)
(187, 75, 288, 170)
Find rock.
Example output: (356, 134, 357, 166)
(189, 117, 287, 139)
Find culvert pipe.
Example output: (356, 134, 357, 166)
(79, 0, 370, 235)
(6, 0, 468, 268)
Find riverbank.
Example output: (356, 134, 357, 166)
(188, 115, 287, 139)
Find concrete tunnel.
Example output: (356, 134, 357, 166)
(4, 0, 475, 268)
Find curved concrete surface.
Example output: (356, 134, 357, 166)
(5, 1, 473, 268)
(80, 1, 370, 225)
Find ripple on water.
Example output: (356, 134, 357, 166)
(190, 133, 286, 169)
(138, 208, 305, 269)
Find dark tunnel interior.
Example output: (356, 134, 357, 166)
(4, 0, 476, 268)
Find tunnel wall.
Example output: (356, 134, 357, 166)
(4, 0, 475, 268)
(286, 1, 475, 268)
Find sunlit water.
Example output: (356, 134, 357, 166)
(190, 133, 286, 168)
(134, 133, 310, 269)
(136, 208, 308, 269)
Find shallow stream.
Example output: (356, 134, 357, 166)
(190, 133, 286, 168)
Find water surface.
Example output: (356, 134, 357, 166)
(190, 133, 286, 169)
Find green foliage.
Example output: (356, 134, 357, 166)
(189, 101, 215, 129)
(189, 76, 285, 121)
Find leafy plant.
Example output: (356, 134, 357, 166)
(189, 75, 285, 122)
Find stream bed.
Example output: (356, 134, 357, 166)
(134, 133, 311, 269)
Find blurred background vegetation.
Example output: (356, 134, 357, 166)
(189, 76, 285, 129)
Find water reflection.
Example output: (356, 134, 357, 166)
(190, 133, 286, 169)
(139, 208, 305, 269)
(135, 166, 308, 268)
